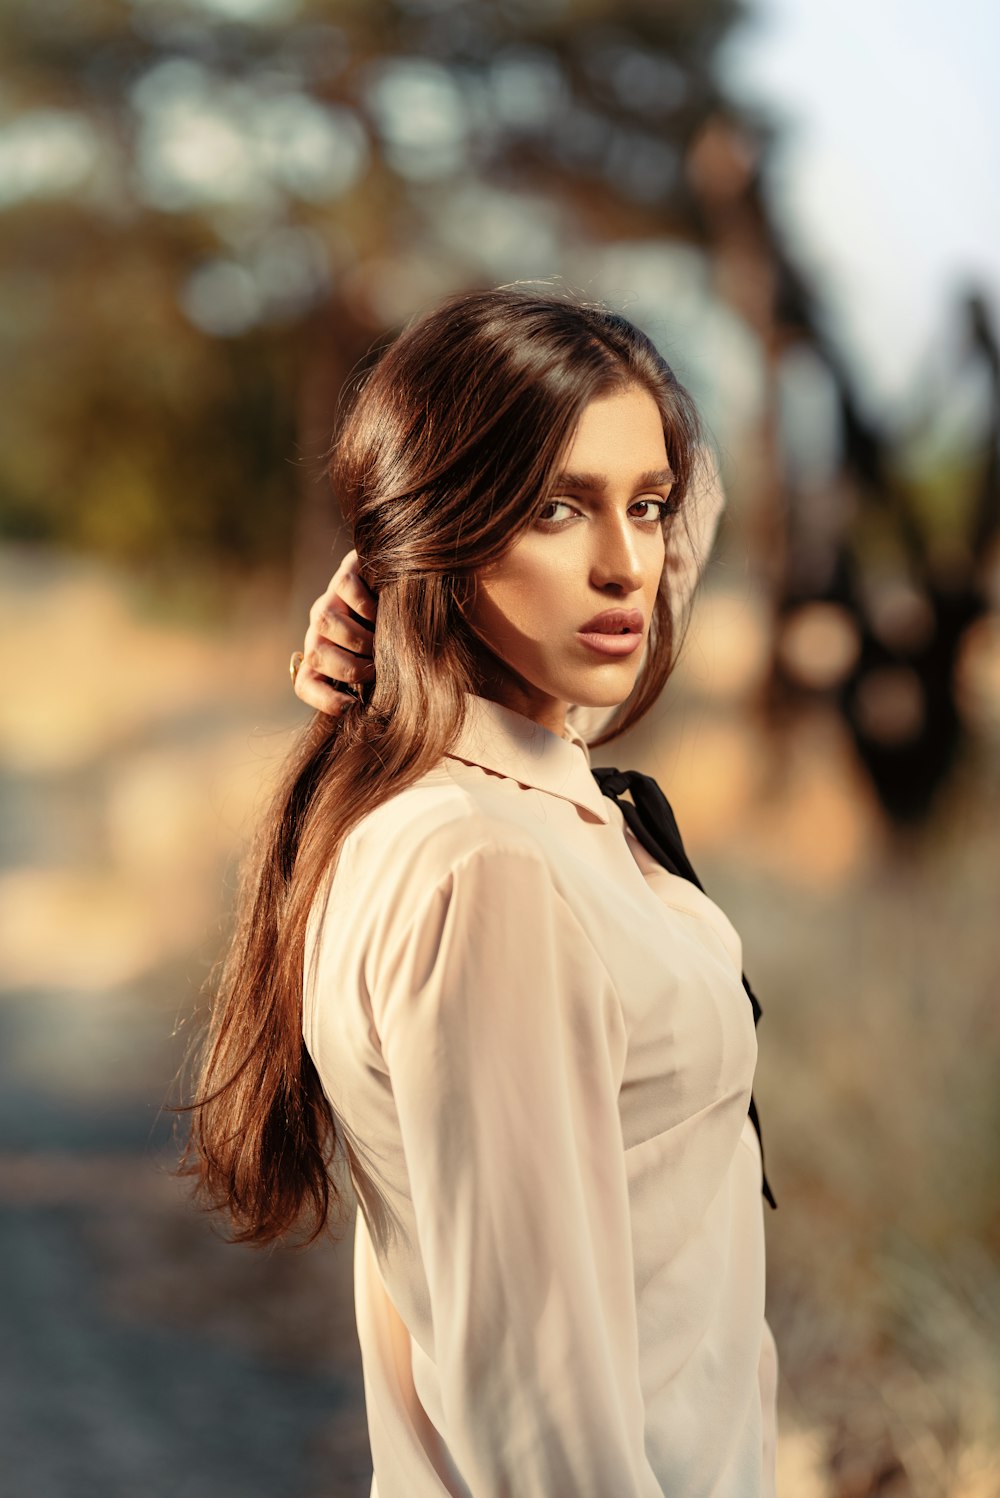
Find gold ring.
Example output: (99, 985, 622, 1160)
(289, 650, 304, 686)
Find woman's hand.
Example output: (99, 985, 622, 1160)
(294, 549, 377, 716)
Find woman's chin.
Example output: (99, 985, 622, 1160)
(567, 670, 642, 709)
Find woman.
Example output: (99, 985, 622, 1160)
(185, 287, 779, 1496)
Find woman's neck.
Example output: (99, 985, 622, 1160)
(468, 660, 568, 740)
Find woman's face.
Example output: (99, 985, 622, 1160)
(464, 383, 674, 736)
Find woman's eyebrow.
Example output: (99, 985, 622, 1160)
(551, 466, 675, 491)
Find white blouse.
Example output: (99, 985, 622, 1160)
(303, 691, 779, 1497)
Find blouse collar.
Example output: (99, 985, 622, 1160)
(445, 692, 611, 825)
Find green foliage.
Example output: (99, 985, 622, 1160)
(0, 208, 301, 563)
(0, 0, 756, 568)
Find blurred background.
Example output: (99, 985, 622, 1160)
(1, 0, 998, 1494)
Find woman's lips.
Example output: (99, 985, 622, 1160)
(576, 606, 645, 657)
(576, 629, 643, 656)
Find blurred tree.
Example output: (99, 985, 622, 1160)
(767, 290, 1000, 826)
(0, 0, 773, 574)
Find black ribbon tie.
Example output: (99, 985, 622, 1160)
(592, 765, 777, 1210)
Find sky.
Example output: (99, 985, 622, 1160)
(719, 0, 1000, 425)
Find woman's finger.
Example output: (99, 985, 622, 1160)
(295, 548, 377, 716)
(307, 638, 377, 683)
(310, 549, 378, 628)
(294, 663, 361, 716)
(334, 563, 377, 626)
(313, 604, 374, 659)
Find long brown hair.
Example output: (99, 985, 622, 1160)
(179, 286, 707, 1245)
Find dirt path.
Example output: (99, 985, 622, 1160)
(0, 545, 371, 1497)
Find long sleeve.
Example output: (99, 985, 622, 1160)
(370, 838, 666, 1498)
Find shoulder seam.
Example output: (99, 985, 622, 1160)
(374, 839, 624, 1042)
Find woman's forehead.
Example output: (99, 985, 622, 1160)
(559, 386, 669, 478)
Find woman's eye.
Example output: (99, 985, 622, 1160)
(536, 499, 578, 525)
(631, 497, 675, 522)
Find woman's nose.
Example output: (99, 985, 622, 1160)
(591, 518, 645, 593)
